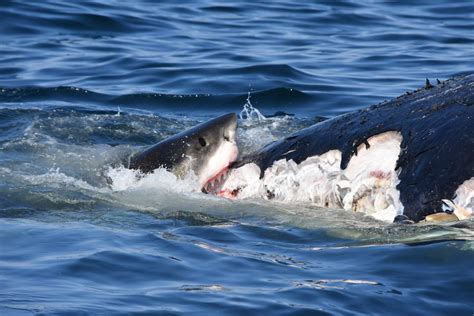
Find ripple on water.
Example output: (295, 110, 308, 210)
(1, 0, 473, 314)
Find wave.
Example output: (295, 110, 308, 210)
(0, 85, 316, 116)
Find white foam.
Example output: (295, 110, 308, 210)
(22, 168, 103, 192)
(106, 166, 200, 193)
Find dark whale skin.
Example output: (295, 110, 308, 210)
(236, 75, 474, 222)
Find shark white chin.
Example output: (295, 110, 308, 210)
(128, 112, 238, 192)
(199, 140, 239, 191)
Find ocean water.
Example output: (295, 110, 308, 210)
(1, 0, 473, 315)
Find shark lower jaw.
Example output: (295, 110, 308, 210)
(202, 166, 231, 194)
(202, 166, 246, 199)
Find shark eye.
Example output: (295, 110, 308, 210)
(198, 137, 207, 147)
(224, 135, 230, 142)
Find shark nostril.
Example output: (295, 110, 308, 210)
(224, 135, 230, 142)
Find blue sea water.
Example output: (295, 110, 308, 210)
(1, 0, 473, 315)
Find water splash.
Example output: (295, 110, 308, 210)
(106, 165, 200, 193)
(239, 92, 266, 121)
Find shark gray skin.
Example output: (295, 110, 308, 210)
(129, 113, 238, 189)
(231, 75, 474, 222)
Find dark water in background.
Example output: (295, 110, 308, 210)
(1, 1, 474, 315)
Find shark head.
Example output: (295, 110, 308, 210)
(129, 113, 238, 189)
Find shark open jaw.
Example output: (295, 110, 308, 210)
(129, 113, 238, 191)
(201, 165, 232, 194)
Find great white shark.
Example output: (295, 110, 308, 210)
(213, 75, 474, 223)
(129, 113, 238, 190)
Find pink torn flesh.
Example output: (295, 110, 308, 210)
(217, 188, 240, 198)
(369, 170, 390, 179)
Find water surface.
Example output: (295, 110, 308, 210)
(1, 0, 473, 314)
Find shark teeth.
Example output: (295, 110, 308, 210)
(202, 168, 230, 194)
